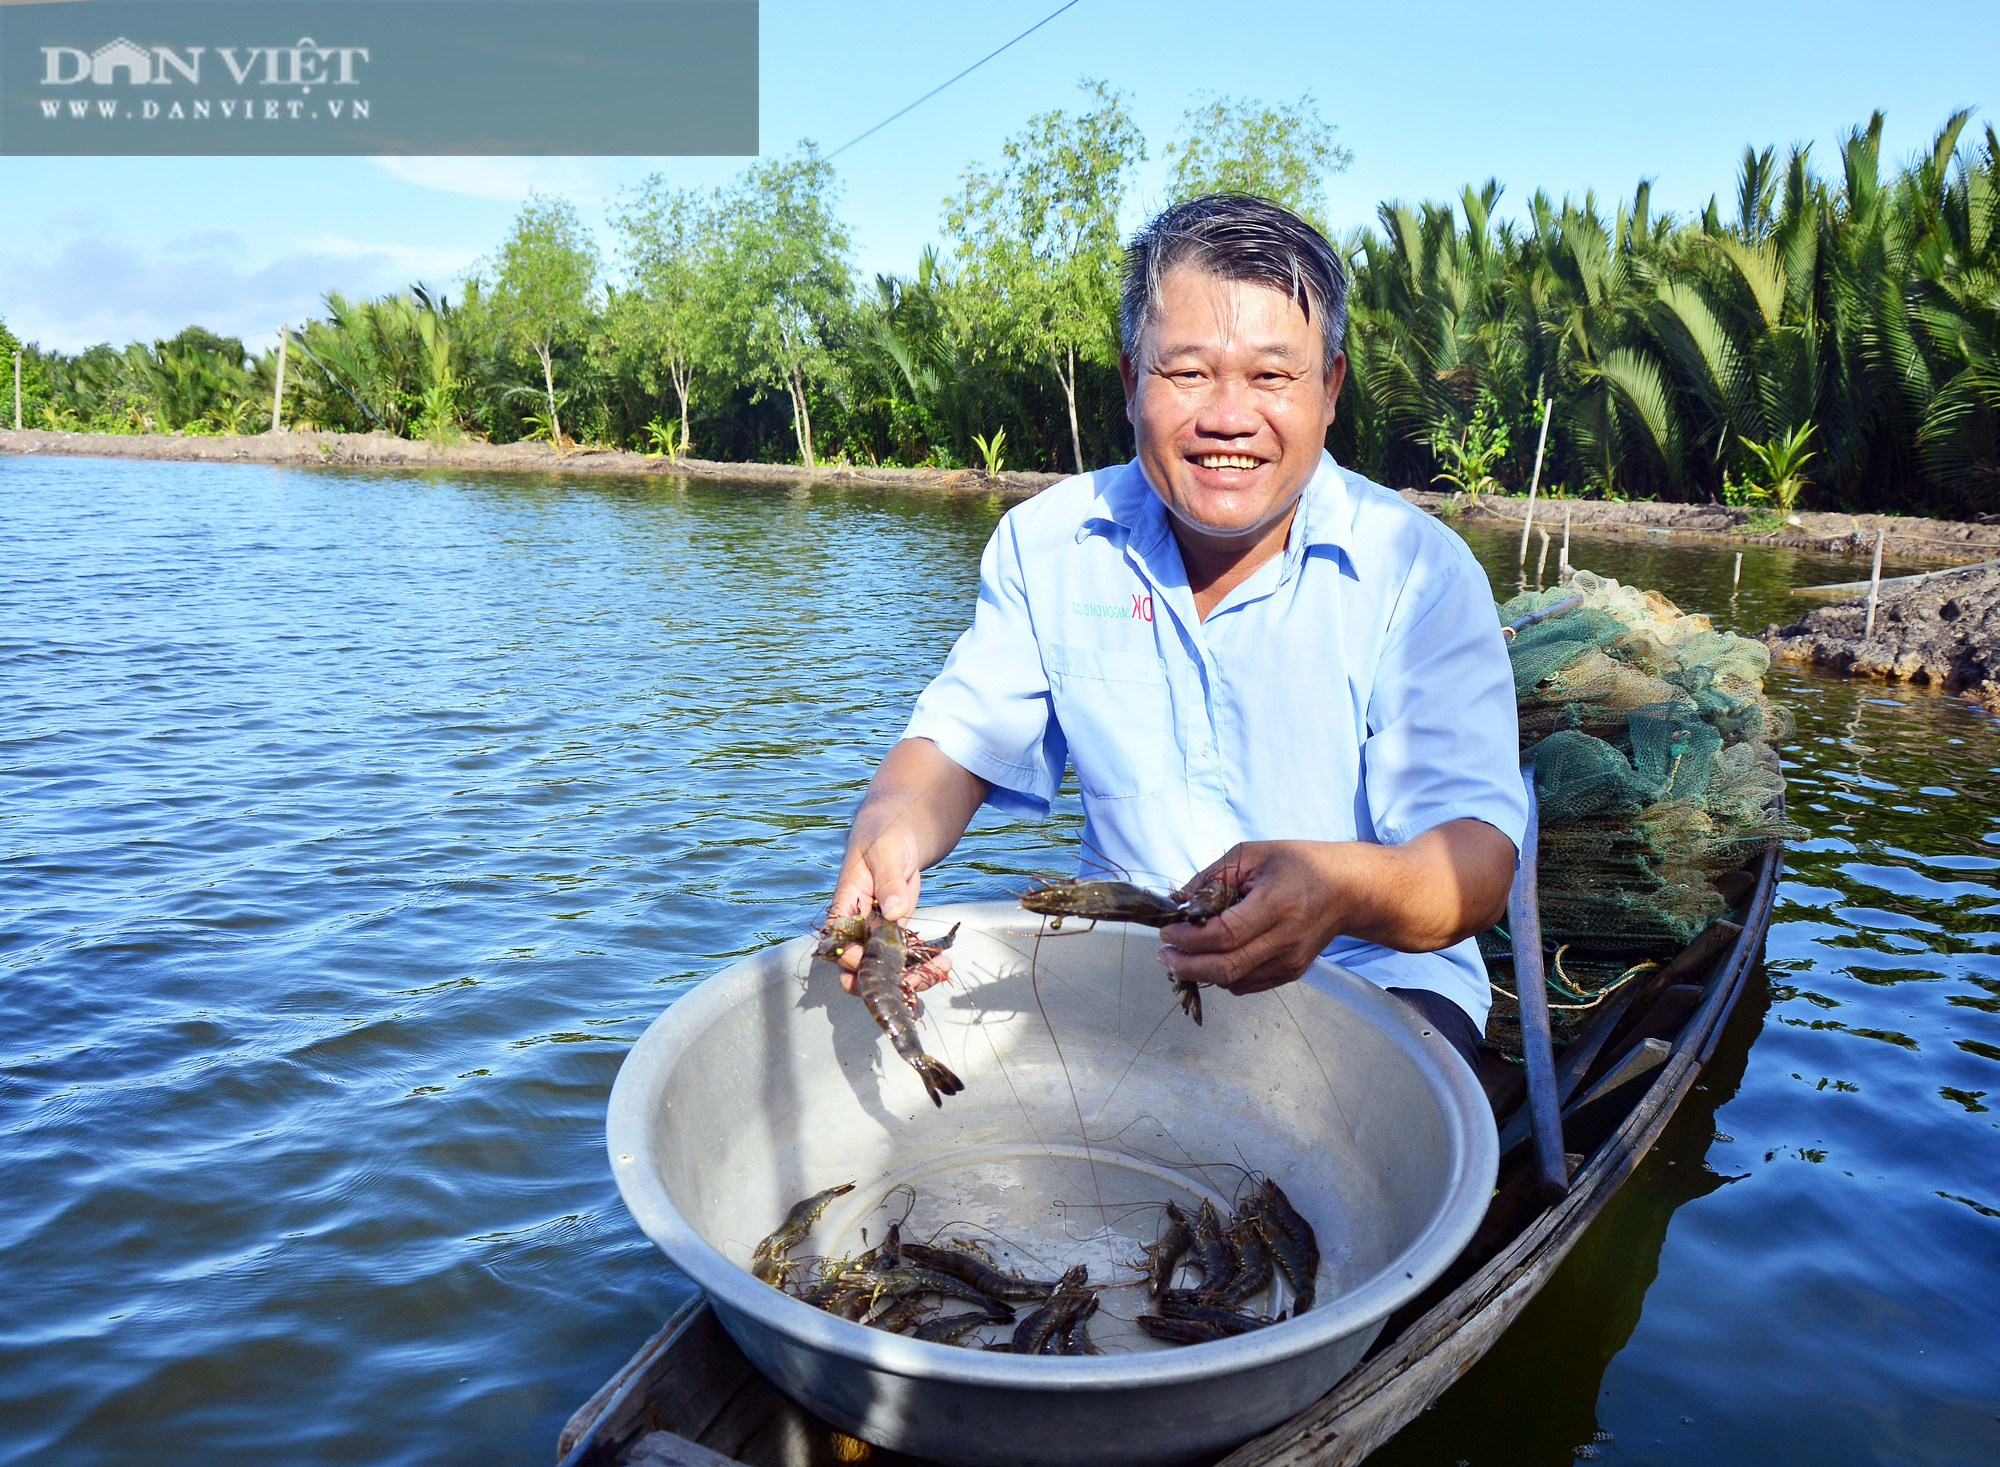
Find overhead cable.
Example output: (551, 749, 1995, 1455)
(826, 0, 1084, 160)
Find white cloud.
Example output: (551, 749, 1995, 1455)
(0, 231, 478, 352)
(295, 233, 479, 277)
(160, 229, 247, 256)
(46, 205, 113, 233)
(370, 155, 619, 207)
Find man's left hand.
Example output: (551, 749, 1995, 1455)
(1156, 842, 1343, 994)
(1157, 821, 1516, 997)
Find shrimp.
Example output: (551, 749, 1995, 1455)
(849, 1266, 1016, 1320)
(817, 907, 963, 1107)
(1136, 1314, 1228, 1345)
(1020, 857, 1249, 931)
(1018, 876, 1207, 1023)
(1018, 858, 1248, 1026)
(1018, 878, 1186, 929)
(896, 1242, 1058, 1303)
(1214, 1214, 1273, 1304)
(1008, 1265, 1090, 1354)
(1154, 1291, 1279, 1336)
(1143, 1202, 1195, 1300)
(914, 1311, 996, 1346)
(750, 1181, 854, 1285)
(1253, 1179, 1320, 1313)
(1052, 1294, 1101, 1355)
(1190, 1198, 1235, 1288)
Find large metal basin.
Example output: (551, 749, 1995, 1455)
(608, 901, 1496, 1466)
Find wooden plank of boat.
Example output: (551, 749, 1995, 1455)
(559, 836, 1783, 1467)
(555, 1296, 866, 1467)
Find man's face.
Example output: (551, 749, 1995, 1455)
(1121, 267, 1346, 550)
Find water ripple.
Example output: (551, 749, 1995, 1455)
(0, 460, 1067, 1466)
(6, 464, 1998, 1467)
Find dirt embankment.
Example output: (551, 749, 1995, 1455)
(0, 428, 1063, 497)
(1406, 488, 2000, 566)
(10, 429, 2000, 568)
(1762, 565, 2000, 710)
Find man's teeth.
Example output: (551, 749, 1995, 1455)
(1196, 454, 1261, 470)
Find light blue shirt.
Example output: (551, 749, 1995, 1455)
(904, 451, 1526, 1025)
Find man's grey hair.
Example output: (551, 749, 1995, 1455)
(1119, 193, 1348, 370)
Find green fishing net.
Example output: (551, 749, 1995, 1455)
(1482, 570, 1802, 1058)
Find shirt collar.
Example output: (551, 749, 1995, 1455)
(1075, 459, 1159, 544)
(1080, 452, 1354, 570)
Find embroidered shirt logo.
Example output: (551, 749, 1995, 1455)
(1070, 594, 1153, 622)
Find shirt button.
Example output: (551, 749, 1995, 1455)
(1199, 742, 1212, 757)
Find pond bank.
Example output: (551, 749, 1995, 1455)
(1409, 487, 2000, 566)
(9, 429, 1997, 567)
(0, 427, 1062, 497)
(1762, 563, 2000, 710)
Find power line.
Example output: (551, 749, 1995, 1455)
(825, 0, 1084, 160)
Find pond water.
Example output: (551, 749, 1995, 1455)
(1, 459, 1995, 1467)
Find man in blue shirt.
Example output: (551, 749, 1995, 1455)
(829, 194, 1526, 1067)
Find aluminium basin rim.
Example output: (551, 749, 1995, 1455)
(606, 901, 1498, 1391)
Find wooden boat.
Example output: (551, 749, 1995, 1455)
(555, 815, 1782, 1467)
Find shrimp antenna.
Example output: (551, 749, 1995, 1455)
(1035, 922, 1108, 1220)
(1226, 1145, 1272, 1205)
(873, 1184, 918, 1226)
(1086, 998, 1183, 1130)
(1175, 1156, 1255, 1183)
(924, 1220, 1061, 1272)
(1051, 1198, 1163, 1228)
(1075, 831, 1131, 882)
(1073, 831, 1178, 890)
(1098, 1131, 1256, 1186)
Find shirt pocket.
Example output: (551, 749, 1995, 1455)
(1043, 642, 1168, 800)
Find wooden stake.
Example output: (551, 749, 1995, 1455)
(1517, 397, 1552, 568)
(1863, 528, 1885, 641)
(269, 325, 288, 434)
(1536, 527, 1551, 585)
(1560, 505, 1572, 579)
(1733, 552, 1743, 591)
(12, 350, 19, 431)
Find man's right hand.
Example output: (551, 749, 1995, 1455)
(827, 821, 934, 994)
(825, 738, 990, 995)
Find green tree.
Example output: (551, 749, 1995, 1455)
(612, 178, 719, 454)
(162, 324, 247, 365)
(712, 145, 852, 467)
(1163, 93, 1352, 228)
(946, 78, 1143, 473)
(291, 291, 431, 435)
(492, 193, 600, 447)
(126, 327, 258, 432)
(839, 246, 992, 466)
(410, 284, 465, 442)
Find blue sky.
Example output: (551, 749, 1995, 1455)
(3, 0, 1995, 353)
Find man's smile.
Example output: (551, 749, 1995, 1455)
(1191, 452, 1266, 472)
